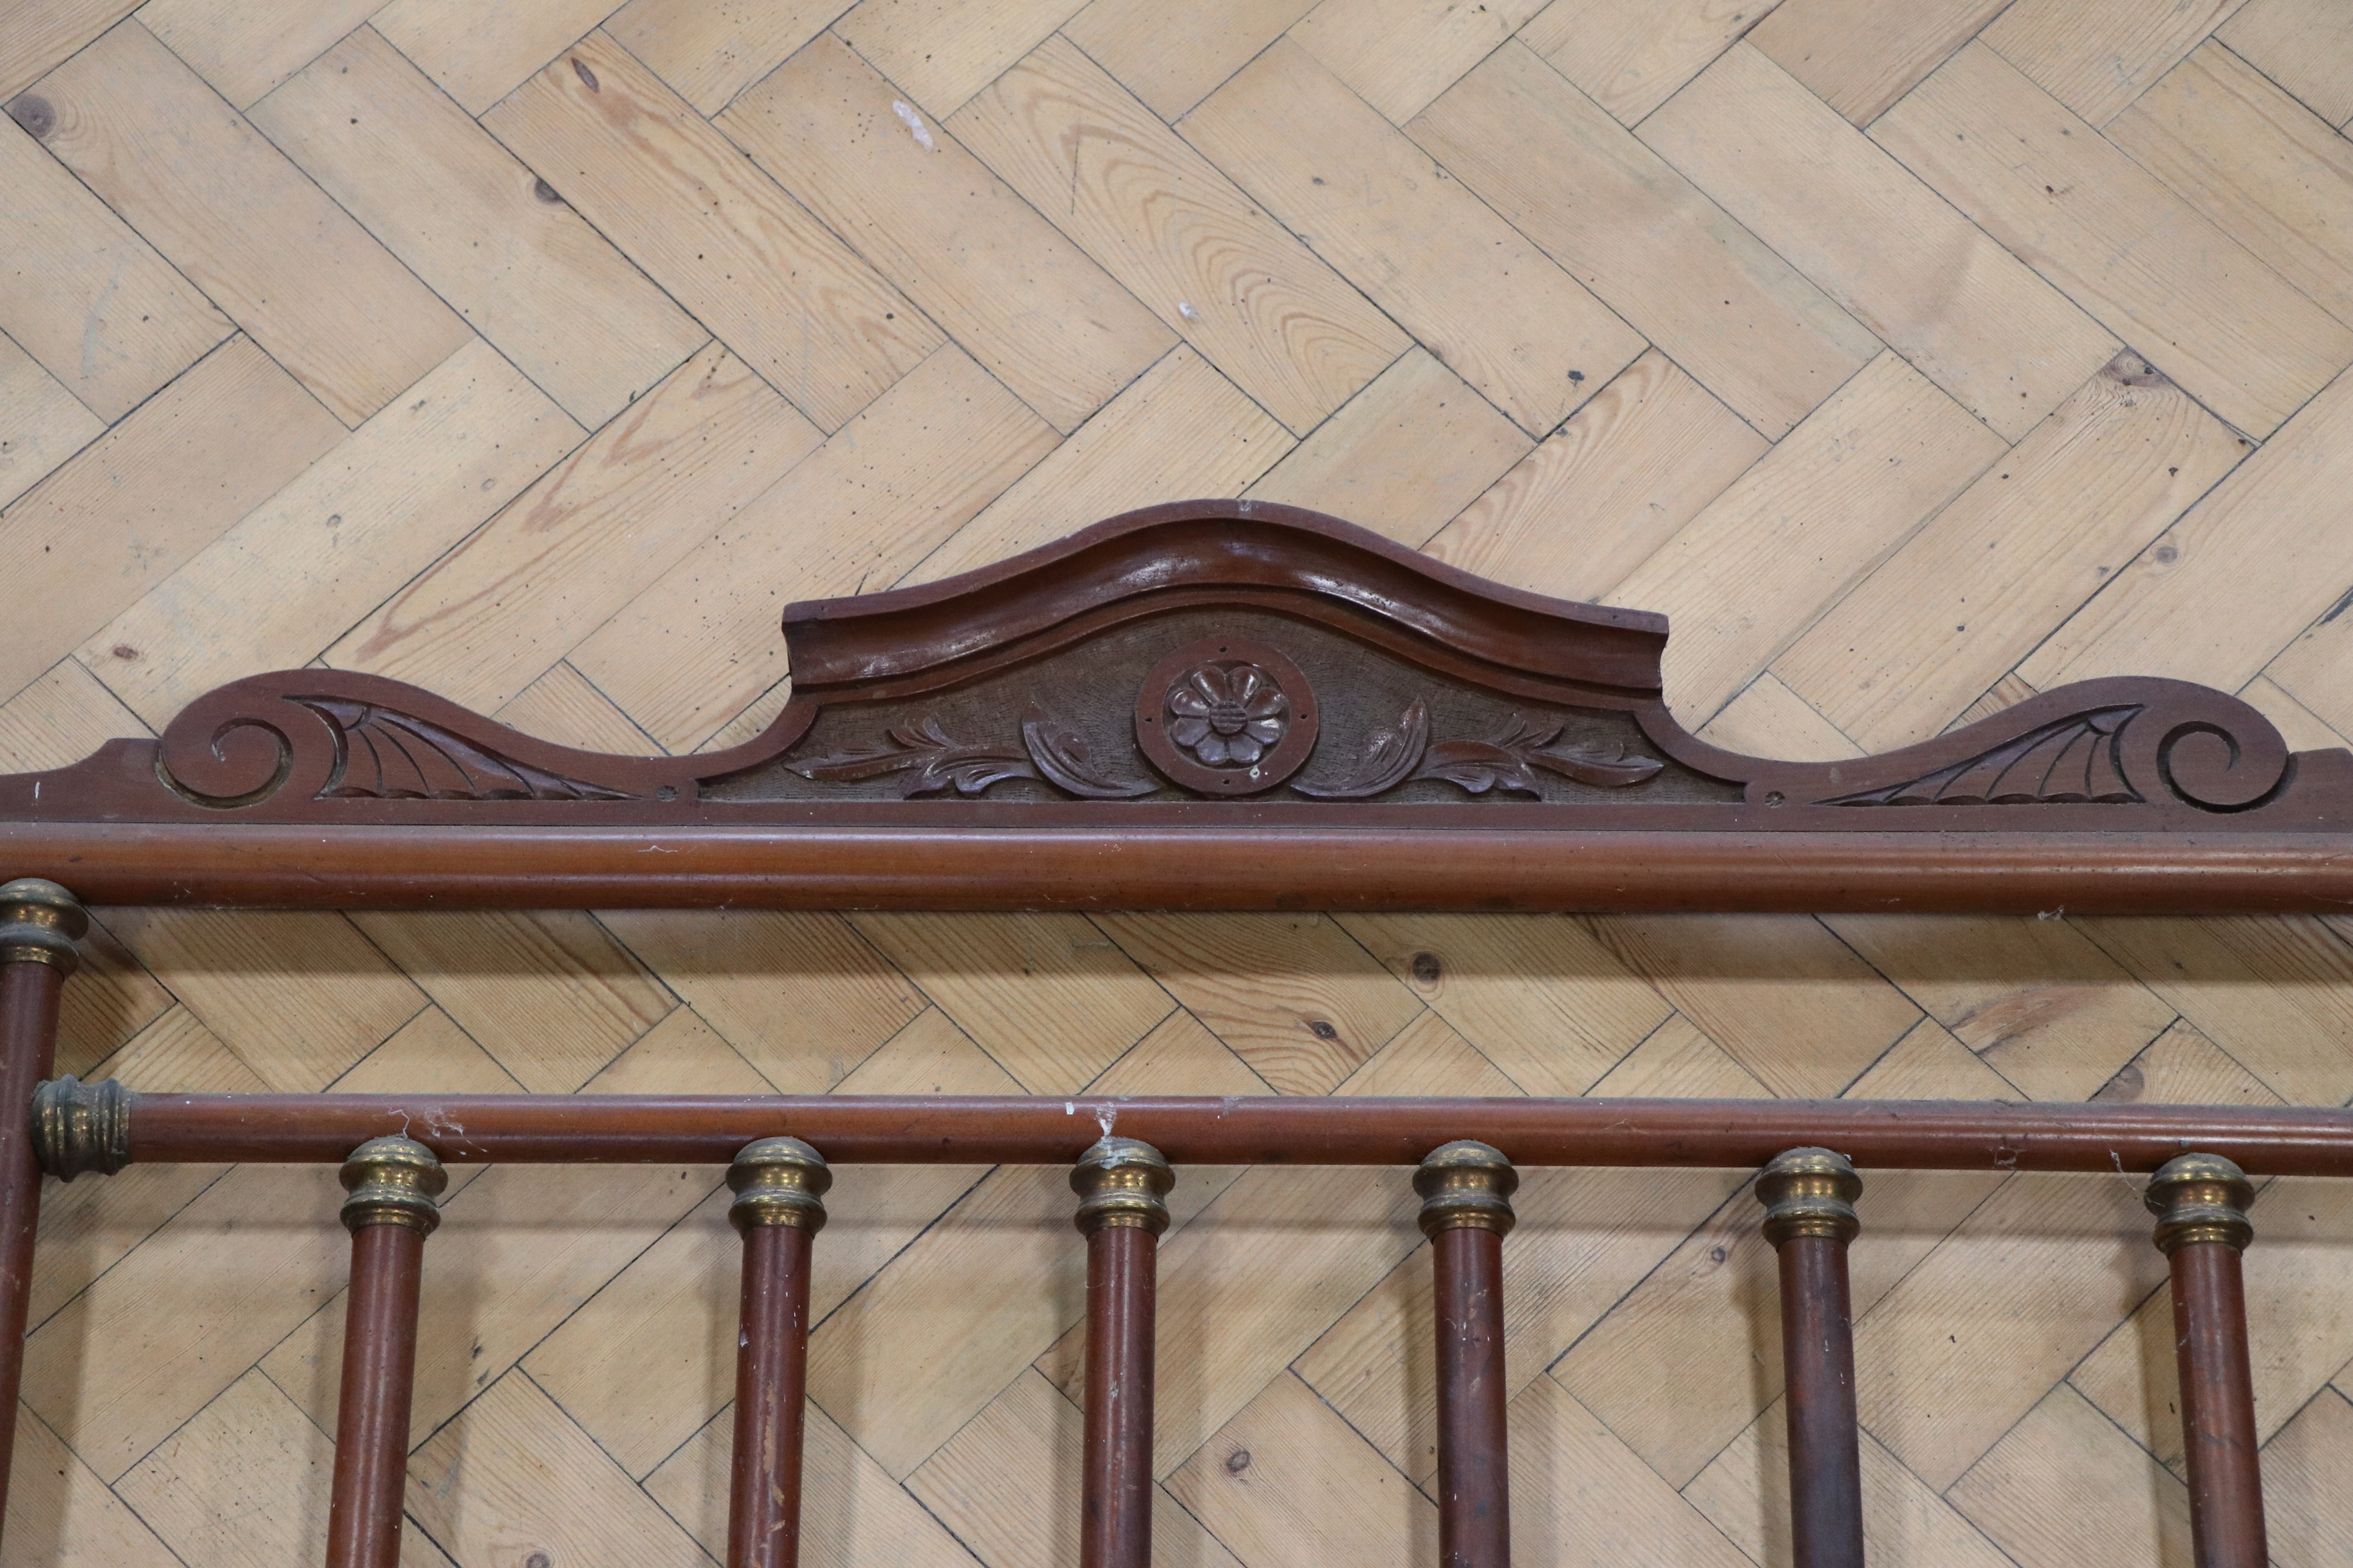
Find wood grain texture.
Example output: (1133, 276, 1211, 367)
(9, 1, 2353, 1562)
(84, 337, 581, 728)
(1242, 347, 1531, 545)
(1749, 0, 2010, 125)
(1610, 351, 2005, 720)
(325, 340, 819, 713)
(1424, 349, 1764, 600)
(951, 35, 1408, 435)
(1185, 39, 1642, 437)
(719, 33, 1172, 435)
(907, 346, 1289, 583)
(1522, 0, 1777, 124)
(2219, 0, 2353, 127)
(29, 22, 470, 428)
(1980, 0, 2245, 126)
(1775, 352, 2245, 749)
(1289, 0, 1552, 123)
(571, 344, 1056, 749)
(2019, 354, 2353, 691)
(1412, 41, 1881, 439)
(1641, 43, 2118, 441)
(0, 332, 102, 512)
(0, 337, 344, 705)
(254, 28, 706, 429)
(482, 31, 942, 433)
(135, 0, 384, 107)
(2107, 42, 2353, 331)
(1872, 41, 2353, 438)
(0, 115, 231, 422)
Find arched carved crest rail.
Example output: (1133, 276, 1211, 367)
(0, 506, 2332, 1568)
(0, 501, 2344, 911)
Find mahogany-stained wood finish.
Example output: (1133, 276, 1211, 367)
(325, 1136, 444, 1568)
(726, 1138, 829, 1568)
(49, 1085, 2353, 1175)
(1071, 1139, 1171, 1568)
(1417, 1143, 1516, 1568)
(0, 880, 85, 1540)
(0, 505, 2345, 913)
(2147, 1155, 2267, 1568)
(1759, 1150, 1867, 1568)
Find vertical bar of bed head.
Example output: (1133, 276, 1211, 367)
(2147, 1154, 2267, 1568)
(325, 1136, 445, 1568)
(1072, 1137, 1172, 1568)
(1759, 1149, 1867, 1568)
(1417, 1142, 1516, 1568)
(727, 1138, 829, 1568)
(0, 880, 86, 1554)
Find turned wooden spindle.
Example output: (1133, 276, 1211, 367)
(326, 1136, 445, 1568)
(0, 879, 85, 1549)
(2147, 1153, 2265, 1568)
(727, 1137, 829, 1568)
(1072, 1137, 1172, 1568)
(1417, 1140, 1517, 1568)
(1759, 1148, 1866, 1568)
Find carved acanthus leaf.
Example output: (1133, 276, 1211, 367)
(1297, 703, 1662, 799)
(1294, 700, 1429, 799)
(1022, 704, 1155, 799)
(788, 706, 1153, 799)
(1421, 715, 1665, 796)
(301, 700, 634, 802)
(786, 716, 1033, 798)
(1821, 705, 2142, 806)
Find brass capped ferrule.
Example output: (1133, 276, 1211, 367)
(2145, 1152, 2254, 1255)
(1415, 1140, 1517, 1239)
(729, 1136, 831, 1235)
(31, 1075, 133, 1180)
(1758, 1148, 1862, 1248)
(340, 1136, 445, 1236)
(1072, 1136, 1173, 1236)
(0, 879, 88, 973)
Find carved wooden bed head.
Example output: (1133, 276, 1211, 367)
(0, 505, 2336, 1568)
(0, 500, 2344, 912)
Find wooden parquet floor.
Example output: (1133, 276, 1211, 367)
(6, 0, 2353, 1562)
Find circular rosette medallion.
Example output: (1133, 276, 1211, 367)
(1135, 637, 1319, 795)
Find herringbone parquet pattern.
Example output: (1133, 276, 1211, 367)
(7, 0, 2353, 1563)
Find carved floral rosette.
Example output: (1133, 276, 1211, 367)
(0, 501, 2338, 837)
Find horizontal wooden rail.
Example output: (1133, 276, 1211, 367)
(32, 1080, 2353, 1175)
(5, 823, 2351, 912)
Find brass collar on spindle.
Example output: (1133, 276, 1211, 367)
(2145, 1152, 2254, 1254)
(340, 1136, 446, 1235)
(0, 879, 87, 974)
(1072, 1136, 1173, 1236)
(1757, 1147, 1862, 1247)
(1415, 1140, 1518, 1239)
(31, 1075, 133, 1180)
(729, 1136, 832, 1233)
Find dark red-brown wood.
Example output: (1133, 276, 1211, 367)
(1778, 1236, 1865, 1568)
(1081, 1224, 1156, 1568)
(0, 960, 62, 1537)
(729, 1223, 814, 1568)
(96, 1091, 2353, 1175)
(1432, 1225, 1509, 1568)
(2171, 1243, 2266, 1568)
(326, 1221, 426, 1568)
(3, 504, 2347, 916)
(4, 823, 2351, 912)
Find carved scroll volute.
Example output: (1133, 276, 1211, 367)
(156, 673, 662, 809)
(159, 682, 345, 806)
(2121, 685, 2291, 810)
(1752, 678, 2294, 815)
